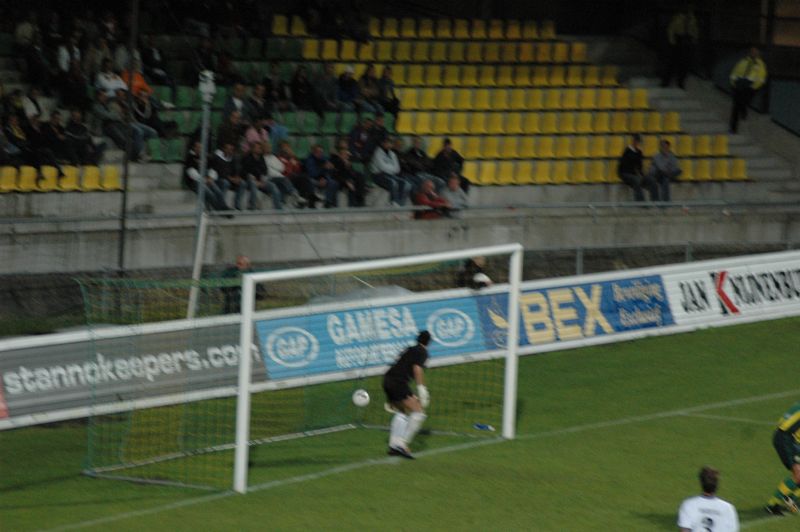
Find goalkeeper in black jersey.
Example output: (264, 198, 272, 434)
(765, 401, 800, 515)
(382, 331, 431, 459)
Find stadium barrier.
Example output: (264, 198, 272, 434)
(2, 249, 800, 430)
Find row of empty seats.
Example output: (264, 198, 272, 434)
(422, 134, 729, 160)
(395, 111, 681, 136)
(463, 158, 748, 186)
(303, 39, 587, 64)
(0, 166, 121, 193)
(399, 87, 650, 111)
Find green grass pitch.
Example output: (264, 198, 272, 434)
(3, 317, 800, 531)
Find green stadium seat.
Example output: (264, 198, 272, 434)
(147, 138, 165, 162)
(176, 86, 195, 108)
(340, 112, 358, 133)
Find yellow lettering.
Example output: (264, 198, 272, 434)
(548, 289, 582, 340)
(574, 285, 614, 336)
(520, 292, 554, 344)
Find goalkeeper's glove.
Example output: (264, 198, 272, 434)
(417, 385, 430, 408)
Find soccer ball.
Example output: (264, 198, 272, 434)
(352, 389, 370, 407)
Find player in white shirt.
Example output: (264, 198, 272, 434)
(678, 466, 739, 531)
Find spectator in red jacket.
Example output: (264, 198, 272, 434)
(413, 178, 451, 220)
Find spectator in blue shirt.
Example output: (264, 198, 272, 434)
(304, 144, 340, 208)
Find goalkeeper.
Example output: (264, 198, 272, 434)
(382, 330, 431, 459)
(765, 401, 800, 516)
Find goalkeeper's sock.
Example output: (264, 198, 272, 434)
(389, 413, 409, 449)
(402, 412, 427, 447)
(769, 478, 800, 512)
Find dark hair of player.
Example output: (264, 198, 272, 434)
(699, 466, 719, 494)
(417, 330, 431, 346)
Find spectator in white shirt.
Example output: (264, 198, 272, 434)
(370, 136, 411, 206)
(95, 58, 128, 97)
(677, 466, 739, 532)
(57, 34, 81, 74)
(440, 173, 469, 218)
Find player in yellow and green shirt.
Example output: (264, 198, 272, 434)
(765, 402, 800, 516)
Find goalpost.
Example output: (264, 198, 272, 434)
(233, 243, 523, 493)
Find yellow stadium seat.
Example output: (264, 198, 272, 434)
(629, 112, 646, 133)
(419, 18, 434, 38)
(676, 135, 693, 157)
(17, 166, 37, 191)
(589, 136, 609, 158)
(607, 160, 622, 183)
(601, 65, 619, 86)
(400, 89, 419, 109)
(694, 159, 711, 181)
(527, 88, 543, 110)
(560, 113, 577, 134)
(414, 113, 432, 135)
(501, 43, 517, 63)
(501, 136, 520, 157)
(272, 15, 289, 36)
(540, 20, 556, 39)
(584, 66, 601, 86)
(432, 112, 449, 134)
(678, 160, 693, 181)
(514, 66, 531, 86)
(713, 159, 730, 180)
(519, 42, 536, 62)
(473, 89, 491, 110)
(488, 19, 505, 40)
(562, 89, 579, 109)
(587, 160, 608, 183)
(466, 43, 482, 63)
(464, 137, 482, 159)
(38, 166, 58, 191)
(534, 161, 553, 184)
(523, 113, 541, 134)
(632, 89, 648, 109)
(611, 112, 629, 133)
(532, 66, 549, 86)
(444, 65, 461, 85)
(608, 135, 625, 157)
(573, 137, 590, 158)
(497, 66, 514, 86)
(392, 65, 407, 85)
(544, 89, 561, 110)
(497, 161, 516, 185)
(541, 112, 558, 134)
(407, 65, 424, 85)
(376, 41, 393, 62)
(454, 19, 470, 39)
(578, 89, 597, 110)
(509, 89, 527, 111)
(518, 137, 536, 158)
(472, 20, 487, 39)
(321, 39, 339, 61)
(291, 16, 308, 36)
(522, 20, 539, 40)
(549, 66, 566, 86)
(462, 66, 478, 86)
(448, 42, 465, 62)
(59, 166, 80, 191)
(712, 135, 729, 156)
(513, 161, 533, 184)
(82, 166, 102, 191)
(450, 112, 469, 134)
(537, 43, 553, 63)
(102, 165, 122, 190)
(664, 112, 680, 132)
(0, 166, 17, 192)
(469, 113, 488, 134)
(555, 137, 572, 158)
(395, 113, 413, 134)
(496, 90, 511, 110)
(553, 42, 569, 63)
(383, 18, 399, 38)
(646, 112, 663, 133)
(483, 137, 501, 158)
(454, 89, 472, 109)
(487, 114, 505, 134)
(425, 65, 443, 86)
(338, 40, 356, 61)
(571, 160, 589, 183)
(395, 42, 412, 62)
(302, 39, 319, 60)
(478, 162, 498, 185)
(369, 17, 381, 38)
(436, 19, 453, 39)
(479, 66, 497, 86)
(401, 18, 416, 38)
(614, 89, 631, 110)
(642, 135, 658, 157)
(462, 161, 479, 184)
(731, 158, 747, 180)
(567, 65, 584, 87)
(438, 89, 455, 111)
(537, 136, 555, 158)
(431, 42, 447, 62)
(485, 43, 501, 63)
(576, 112, 593, 133)
(552, 161, 570, 183)
(412, 42, 430, 62)
(571, 42, 588, 63)
(694, 135, 712, 156)
(594, 112, 611, 133)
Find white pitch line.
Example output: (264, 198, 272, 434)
(41, 388, 800, 532)
(681, 412, 776, 426)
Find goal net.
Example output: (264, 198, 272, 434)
(80, 244, 522, 492)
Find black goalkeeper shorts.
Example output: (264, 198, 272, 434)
(773, 429, 800, 470)
(383, 377, 412, 403)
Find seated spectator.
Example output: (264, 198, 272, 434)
(183, 140, 228, 211)
(647, 139, 682, 202)
(241, 117, 269, 154)
(618, 133, 657, 202)
(369, 114, 389, 148)
(400, 136, 444, 192)
(263, 114, 288, 148)
(14, 12, 38, 57)
(316, 63, 349, 112)
(277, 140, 314, 205)
(413, 178, 451, 220)
(83, 37, 112, 83)
(4, 114, 35, 165)
(433, 137, 470, 193)
(43, 111, 79, 165)
(244, 83, 269, 124)
(240, 141, 281, 209)
(304, 144, 340, 208)
(132, 91, 178, 139)
(290, 65, 318, 115)
(60, 60, 92, 111)
(378, 66, 400, 118)
(223, 82, 247, 122)
(56, 34, 82, 77)
(21, 88, 46, 121)
(140, 34, 176, 102)
(25, 114, 62, 174)
(330, 139, 367, 207)
(65, 109, 106, 165)
(92, 91, 145, 160)
(337, 66, 360, 113)
(262, 140, 306, 208)
(95, 58, 128, 97)
(0, 128, 23, 167)
(192, 37, 218, 83)
(212, 141, 257, 210)
(370, 136, 410, 206)
(121, 60, 155, 100)
(217, 110, 244, 149)
(440, 173, 469, 218)
(24, 35, 53, 93)
(262, 61, 292, 113)
(114, 89, 158, 159)
(348, 116, 373, 162)
(357, 64, 383, 114)
(456, 257, 492, 288)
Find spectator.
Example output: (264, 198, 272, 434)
(661, 6, 699, 89)
(337, 66, 360, 112)
(729, 46, 767, 134)
(263, 140, 306, 208)
(24, 114, 62, 174)
(21, 88, 46, 121)
(304, 144, 340, 208)
(241, 117, 270, 154)
(132, 92, 178, 139)
(240, 140, 281, 209)
(193, 37, 218, 82)
(617, 133, 657, 202)
(4, 114, 35, 165)
(95, 58, 128, 97)
(222, 82, 247, 122)
(182, 140, 228, 211)
(263, 114, 289, 148)
(277, 140, 314, 205)
(316, 63, 349, 112)
(221, 255, 256, 314)
(0, 128, 23, 167)
(56, 34, 82, 77)
(440, 173, 469, 218)
(370, 136, 410, 206)
(413, 178, 451, 220)
(244, 83, 269, 124)
(358, 63, 383, 114)
(348, 116, 373, 162)
(290, 65, 317, 114)
(262, 61, 292, 113)
(330, 139, 366, 207)
(42, 111, 79, 165)
(121, 59, 155, 99)
(433, 138, 469, 193)
(40, 12, 62, 51)
(114, 89, 158, 159)
(24, 34, 53, 92)
(65, 109, 105, 165)
(212, 141, 257, 210)
(60, 60, 92, 111)
(140, 34, 176, 102)
(369, 113, 389, 149)
(217, 110, 244, 149)
(401, 135, 444, 192)
(14, 12, 39, 56)
(647, 139, 682, 202)
(456, 257, 492, 288)
(113, 42, 140, 75)
(378, 66, 400, 118)
(92, 91, 145, 160)
(82, 37, 112, 82)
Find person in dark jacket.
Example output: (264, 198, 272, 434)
(617, 133, 657, 202)
(433, 137, 469, 193)
(304, 144, 340, 208)
(330, 139, 366, 207)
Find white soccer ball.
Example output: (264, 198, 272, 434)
(352, 389, 370, 407)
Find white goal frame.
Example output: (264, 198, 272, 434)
(234, 244, 524, 493)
